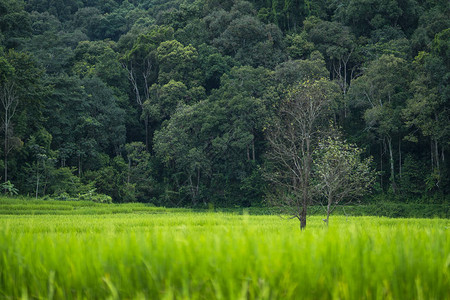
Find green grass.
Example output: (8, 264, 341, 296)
(0, 197, 183, 215)
(0, 198, 449, 299)
(1, 197, 447, 218)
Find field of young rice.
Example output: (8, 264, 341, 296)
(0, 199, 449, 299)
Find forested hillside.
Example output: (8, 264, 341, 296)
(0, 0, 448, 206)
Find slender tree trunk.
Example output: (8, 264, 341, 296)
(300, 199, 307, 230)
(300, 138, 312, 230)
(387, 136, 396, 193)
(78, 153, 82, 177)
(197, 169, 203, 205)
(124, 62, 152, 151)
(434, 138, 440, 170)
(247, 145, 250, 161)
(252, 138, 255, 161)
(431, 138, 434, 170)
(1, 82, 16, 184)
(325, 194, 332, 226)
(380, 142, 383, 191)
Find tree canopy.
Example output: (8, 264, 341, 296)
(0, 0, 448, 209)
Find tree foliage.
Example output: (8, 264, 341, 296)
(313, 132, 376, 225)
(0, 0, 447, 208)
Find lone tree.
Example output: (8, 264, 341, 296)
(313, 132, 376, 225)
(266, 78, 337, 230)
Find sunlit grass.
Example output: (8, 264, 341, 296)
(0, 199, 449, 299)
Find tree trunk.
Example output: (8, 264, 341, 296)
(78, 153, 82, 177)
(380, 142, 383, 191)
(387, 136, 396, 193)
(1, 82, 17, 184)
(299, 137, 312, 230)
(252, 138, 255, 161)
(430, 138, 434, 170)
(300, 203, 307, 230)
(325, 194, 332, 226)
(300, 173, 309, 230)
(247, 145, 250, 161)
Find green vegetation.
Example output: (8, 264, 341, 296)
(0, 199, 448, 299)
(0, 198, 170, 215)
(1, 197, 447, 218)
(0, 0, 447, 209)
(1, 1, 447, 294)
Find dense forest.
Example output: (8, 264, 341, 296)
(0, 0, 448, 206)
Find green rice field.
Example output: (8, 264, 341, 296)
(0, 198, 449, 299)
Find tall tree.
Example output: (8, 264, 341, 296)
(304, 17, 358, 105)
(0, 81, 19, 182)
(403, 29, 450, 190)
(156, 40, 200, 86)
(0, 49, 44, 183)
(121, 25, 174, 149)
(211, 8, 286, 68)
(349, 54, 410, 193)
(313, 131, 376, 225)
(265, 78, 338, 229)
(153, 104, 210, 206)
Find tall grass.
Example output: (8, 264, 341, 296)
(0, 209, 448, 299)
(0, 197, 179, 215)
(1, 197, 448, 218)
